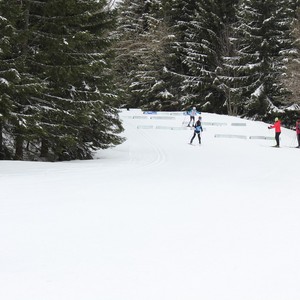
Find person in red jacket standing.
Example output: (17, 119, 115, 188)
(296, 119, 300, 148)
(268, 117, 281, 147)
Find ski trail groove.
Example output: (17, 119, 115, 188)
(122, 119, 167, 169)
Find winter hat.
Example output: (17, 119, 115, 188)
(275, 117, 279, 121)
(193, 107, 196, 110)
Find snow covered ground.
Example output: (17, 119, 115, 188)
(1, 109, 300, 300)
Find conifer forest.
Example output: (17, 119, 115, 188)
(1, 0, 300, 161)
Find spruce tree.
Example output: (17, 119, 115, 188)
(0, 5, 14, 159)
(28, 0, 124, 160)
(166, 0, 198, 109)
(214, 0, 248, 116)
(0, 0, 43, 160)
(283, 6, 300, 108)
(231, 0, 297, 117)
(1, 0, 124, 161)
(113, 0, 180, 110)
(171, 0, 238, 112)
(113, 0, 150, 108)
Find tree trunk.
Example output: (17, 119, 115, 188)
(0, 122, 4, 160)
(14, 135, 24, 160)
(40, 139, 49, 158)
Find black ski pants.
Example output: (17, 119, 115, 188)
(190, 132, 201, 144)
(275, 132, 281, 146)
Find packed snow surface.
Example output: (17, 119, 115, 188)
(1, 109, 300, 300)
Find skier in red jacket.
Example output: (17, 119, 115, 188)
(296, 119, 300, 148)
(268, 117, 281, 147)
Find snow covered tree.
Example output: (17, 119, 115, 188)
(0, 0, 44, 160)
(113, 0, 181, 110)
(113, 0, 154, 108)
(1, 0, 124, 161)
(229, 0, 298, 118)
(281, 4, 300, 109)
(0, 5, 15, 159)
(170, 0, 239, 112)
(112, 0, 299, 116)
(27, 0, 124, 160)
(164, 0, 198, 109)
(215, 26, 244, 116)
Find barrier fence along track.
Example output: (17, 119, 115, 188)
(214, 134, 247, 139)
(136, 125, 154, 129)
(231, 123, 247, 126)
(128, 112, 275, 141)
(135, 126, 274, 141)
(201, 122, 227, 126)
(249, 136, 275, 140)
(150, 116, 176, 120)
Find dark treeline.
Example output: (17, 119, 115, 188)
(112, 0, 300, 123)
(0, 0, 124, 161)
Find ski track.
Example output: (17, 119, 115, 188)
(122, 118, 167, 169)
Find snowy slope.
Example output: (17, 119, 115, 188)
(1, 109, 300, 300)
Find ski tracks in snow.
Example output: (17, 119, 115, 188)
(122, 119, 167, 169)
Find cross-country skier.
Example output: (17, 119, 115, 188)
(296, 119, 300, 148)
(268, 117, 281, 147)
(190, 116, 203, 144)
(187, 107, 199, 127)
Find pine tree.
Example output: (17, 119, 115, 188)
(165, 0, 198, 109)
(0, 0, 43, 160)
(171, 0, 238, 112)
(281, 2, 300, 108)
(1, 0, 124, 161)
(0, 5, 14, 159)
(113, 0, 180, 110)
(113, 0, 151, 108)
(230, 0, 297, 117)
(214, 0, 250, 116)
(27, 0, 124, 160)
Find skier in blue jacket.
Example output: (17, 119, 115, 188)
(190, 116, 203, 144)
(187, 107, 198, 127)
